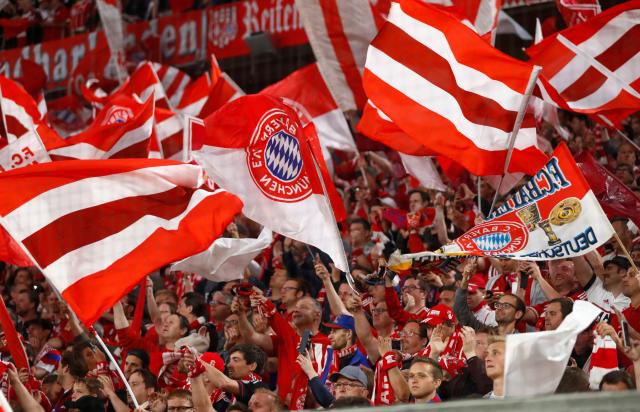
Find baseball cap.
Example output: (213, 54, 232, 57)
(604, 256, 632, 271)
(201, 352, 225, 372)
(467, 274, 487, 294)
(423, 304, 456, 327)
(323, 314, 355, 331)
(329, 365, 368, 387)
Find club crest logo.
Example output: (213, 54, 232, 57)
(456, 221, 528, 255)
(246, 109, 312, 202)
(101, 105, 133, 125)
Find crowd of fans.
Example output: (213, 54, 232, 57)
(0, 0, 240, 48)
(0, 108, 640, 412)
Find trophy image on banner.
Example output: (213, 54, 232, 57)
(516, 203, 561, 246)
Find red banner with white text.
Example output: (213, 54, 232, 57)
(0, 0, 307, 93)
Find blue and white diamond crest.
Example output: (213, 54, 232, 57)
(264, 131, 303, 182)
(472, 232, 512, 252)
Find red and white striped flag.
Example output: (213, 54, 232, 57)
(363, 0, 547, 176)
(0, 76, 44, 144)
(0, 160, 243, 326)
(151, 63, 192, 110)
(296, 0, 382, 112)
(556, 0, 601, 27)
(527, 1, 640, 120)
(588, 333, 618, 389)
(46, 96, 155, 160)
(197, 55, 244, 119)
(175, 74, 211, 116)
(260, 63, 356, 153)
(192, 95, 349, 272)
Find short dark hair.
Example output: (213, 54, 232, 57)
(130, 368, 157, 390)
(174, 313, 190, 336)
(405, 320, 429, 340)
(502, 292, 526, 321)
(75, 377, 102, 396)
(228, 343, 267, 375)
(440, 284, 457, 294)
(548, 297, 574, 319)
(409, 357, 443, 381)
(408, 189, 430, 204)
(126, 349, 150, 370)
(555, 367, 590, 393)
(286, 277, 312, 297)
(349, 217, 371, 232)
(599, 370, 634, 390)
(181, 292, 208, 318)
(227, 402, 249, 412)
(330, 396, 371, 409)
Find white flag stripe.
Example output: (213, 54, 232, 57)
(312, 109, 357, 152)
(549, 10, 640, 92)
(48, 117, 154, 160)
(169, 76, 191, 108)
(43, 189, 221, 291)
(366, 47, 536, 151)
(296, 0, 357, 111)
(337, 0, 376, 73)
(1, 98, 36, 140)
(157, 115, 183, 140)
(5, 164, 202, 240)
(572, 76, 630, 110)
(388, 6, 527, 109)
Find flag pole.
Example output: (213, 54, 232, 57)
(476, 176, 483, 219)
(0, 216, 141, 409)
(613, 232, 639, 272)
(488, 66, 542, 216)
(598, 114, 640, 153)
(0, 83, 10, 143)
(307, 143, 359, 295)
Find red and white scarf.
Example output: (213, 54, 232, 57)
(373, 351, 400, 406)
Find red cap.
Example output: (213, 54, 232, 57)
(200, 352, 225, 372)
(423, 304, 456, 327)
(468, 274, 487, 293)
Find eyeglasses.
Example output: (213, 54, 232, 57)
(282, 287, 299, 292)
(402, 285, 421, 292)
(399, 330, 419, 338)
(495, 302, 517, 310)
(371, 308, 387, 314)
(167, 406, 194, 412)
(224, 319, 239, 327)
(334, 382, 365, 389)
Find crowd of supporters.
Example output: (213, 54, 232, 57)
(0, 108, 639, 412)
(0, 0, 240, 48)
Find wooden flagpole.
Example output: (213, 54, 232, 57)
(613, 232, 639, 273)
(488, 66, 542, 216)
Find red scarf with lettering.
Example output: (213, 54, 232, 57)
(373, 352, 400, 406)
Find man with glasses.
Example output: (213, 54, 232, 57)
(280, 278, 308, 320)
(329, 365, 370, 400)
(385, 274, 428, 327)
(167, 389, 194, 412)
(493, 293, 525, 335)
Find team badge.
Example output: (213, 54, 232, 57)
(101, 105, 134, 126)
(455, 221, 528, 255)
(246, 108, 313, 203)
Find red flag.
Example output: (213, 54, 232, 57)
(0, 18, 31, 39)
(556, 0, 601, 27)
(0, 226, 32, 267)
(0, 75, 43, 143)
(197, 56, 243, 118)
(260, 63, 356, 153)
(192, 95, 348, 272)
(527, 1, 640, 119)
(0, 295, 29, 369)
(130, 278, 146, 334)
(46, 95, 155, 160)
(363, 0, 547, 176)
(0, 160, 243, 326)
(576, 151, 640, 228)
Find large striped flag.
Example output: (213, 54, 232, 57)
(527, 0, 640, 121)
(46, 96, 155, 160)
(0, 160, 243, 325)
(296, 0, 382, 112)
(363, 0, 547, 176)
(192, 95, 349, 272)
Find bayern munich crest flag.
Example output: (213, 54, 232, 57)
(192, 95, 349, 272)
(441, 143, 614, 260)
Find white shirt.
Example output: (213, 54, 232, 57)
(584, 276, 630, 312)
